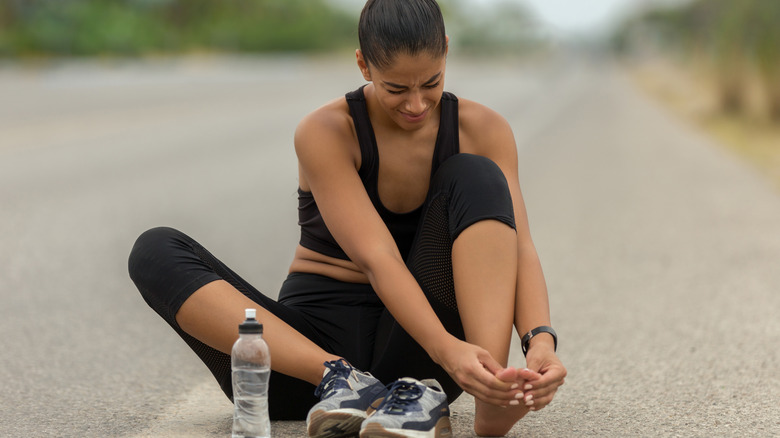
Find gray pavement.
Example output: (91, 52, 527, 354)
(0, 54, 778, 437)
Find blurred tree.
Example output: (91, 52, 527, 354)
(614, 0, 780, 120)
(444, 0, 540, 55)
(0, 0, 356, 57)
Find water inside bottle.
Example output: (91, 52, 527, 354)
(232, 368, 271, 438)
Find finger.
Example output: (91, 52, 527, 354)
(524, 377, 564, 407)
(495, 366, 531, 390)
(460, 370, 525, 403)
(527, 374, 564, 393)
(523, 366, 565, 390)
(526, 391, 556, 411)
(517, 367, 543, 380)
(468, 385, 526, 407)
(521, 384, 558, 408)
(524, 382, 560, 402)
(472, 362, 519, 392)
(470, 371, 523, 399)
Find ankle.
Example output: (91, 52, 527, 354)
(308, 355, 342, 386)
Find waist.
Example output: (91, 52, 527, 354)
(289, 244, 370, 284)
(279, 271, 379, 306)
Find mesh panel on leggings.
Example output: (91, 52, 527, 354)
(406, 194, 459, 312)
(171, 242, 265, 402)
(179, 326, 234, 399)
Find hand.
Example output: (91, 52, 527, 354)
(520, 344, 566, 411)
(433, 337, 522, 406)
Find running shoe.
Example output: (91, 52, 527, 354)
(306, 359, 387, 438)
(360, 377, 453, 438)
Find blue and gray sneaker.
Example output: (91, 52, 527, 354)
(306, 359, 387, 438)
(360, 378, 453, 438)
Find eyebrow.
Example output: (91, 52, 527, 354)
(382, 72, 442, 89)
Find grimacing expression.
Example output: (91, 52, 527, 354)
(360, 51, 447, 131)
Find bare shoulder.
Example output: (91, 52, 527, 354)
(457, 97, 515, 156)
(295, 95, 361, 191)
(295, 96, 355, 152)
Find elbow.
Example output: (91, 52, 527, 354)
(351, 245, 405, 280)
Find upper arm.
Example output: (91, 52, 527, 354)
(294, 105, 402, 269)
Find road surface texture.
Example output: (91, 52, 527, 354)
(1, 54, 778, 437)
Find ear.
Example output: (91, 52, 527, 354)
(445, 35, 450, 57)
(356, 49, 372, 81)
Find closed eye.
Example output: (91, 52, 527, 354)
(386, 82, 440, 95)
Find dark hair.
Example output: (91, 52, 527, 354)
(358, 0, 447, 71)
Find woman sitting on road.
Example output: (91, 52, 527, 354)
(128, 0, 566, 436)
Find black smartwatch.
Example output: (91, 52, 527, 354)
(521, 326, 557, 357)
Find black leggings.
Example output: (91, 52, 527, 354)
(128, 153, 515, 420)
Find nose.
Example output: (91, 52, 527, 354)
(405, 91, 425, 114)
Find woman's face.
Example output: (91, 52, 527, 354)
(358, 50, 447, 131)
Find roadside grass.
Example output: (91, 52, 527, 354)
(626, 57, 780, 190)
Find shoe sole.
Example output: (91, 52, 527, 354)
(359, 417, 453, 438)
(307, 408, 367, 438)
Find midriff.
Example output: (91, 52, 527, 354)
(288, 244, 370, 284)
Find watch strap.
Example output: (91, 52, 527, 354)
(521, 326, 557, 356)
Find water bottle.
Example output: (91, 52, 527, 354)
(232, 308, 271, 438)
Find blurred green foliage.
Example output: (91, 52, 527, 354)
(0, 0, 542, 59)
(614, 0, 780, 119)
(0, 0, 358, 57)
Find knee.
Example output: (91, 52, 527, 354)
(437, 154, 513, 209)
(438, 154, 508, 190)
(433, 154, 515, 238)
(128, 226, 184, 285)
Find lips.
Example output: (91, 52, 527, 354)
(400, 109, 428, 123)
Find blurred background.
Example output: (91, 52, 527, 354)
(1, 1, 779, 437)
(2, 0, 778, 159)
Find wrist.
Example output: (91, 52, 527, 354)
(428, 333, 459, 366)
(521, 326, 557, 357)
(527, 333, 555, 353)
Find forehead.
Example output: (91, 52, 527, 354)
(372, 52, 446, 84)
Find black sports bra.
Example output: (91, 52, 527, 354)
(297, 85, 460, 261)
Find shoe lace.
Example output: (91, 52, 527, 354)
(314, 360, 353, 400)
(375, 380, 423, 415)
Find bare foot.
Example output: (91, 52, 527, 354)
(473, 367, 532, 436)
(474, 399, 529, 437)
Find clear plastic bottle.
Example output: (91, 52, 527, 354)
(232, 308, 271, 438)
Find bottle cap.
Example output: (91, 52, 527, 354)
(239, 308, 263, 334)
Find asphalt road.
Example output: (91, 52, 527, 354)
(1, 53, 778, 437)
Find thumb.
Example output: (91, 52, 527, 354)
(478, 351, 504, 375)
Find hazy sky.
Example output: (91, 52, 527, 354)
(474, 0, 690, 35)
(512, 0, 637, 34)
(331, 0, 655, 36)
